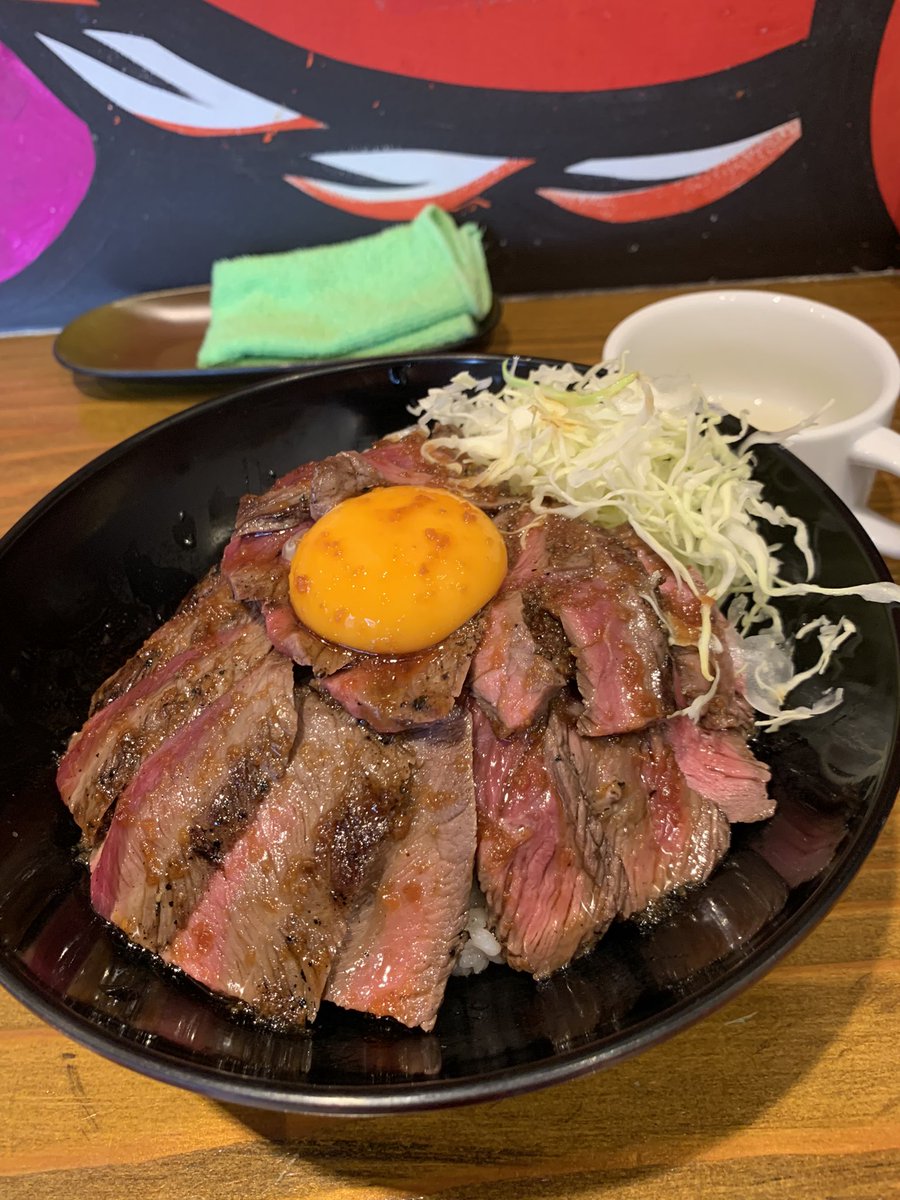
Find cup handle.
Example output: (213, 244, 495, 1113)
(849, 427, 900, 558)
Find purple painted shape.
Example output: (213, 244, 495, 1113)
(0, 42, 95, 284)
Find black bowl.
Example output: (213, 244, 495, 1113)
(1, 355, 898, 1114)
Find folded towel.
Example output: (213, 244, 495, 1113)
(196, 205, 492, 368)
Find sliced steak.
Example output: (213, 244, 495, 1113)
(167, 690, 414, 1025)
(494, 505, 552, 587)
(309, 451, 381, 519)
(665, 715, 774, 823)
(317, 616, 484, 733)
(89, 569, 249, 715)
(490, 513, 672, 737)
(469, 591, 565, 737)
(324, 710, 477, 1031)
(90, 652, 297, 953)
(365, 430, 514, 510)
(614, 524, 753, 732)
(223, 459, 316, 606)
(669, 611, 755, 732)
(222, 526, 307, 607)
(548, 709, 731, 919)
(231, 461, 315, 538)
(471, 705, 623, 978)
(543, 575, 670, 737)
(703, 610, 756, 731)
(263, 604, 358, 674)
(58, 621, 272, 846)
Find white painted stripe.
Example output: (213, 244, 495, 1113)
(309, 148, 513, 196)
(37, 31, 302, 130)
(565, 127, 778, 182)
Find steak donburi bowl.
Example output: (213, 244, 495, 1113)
(0, 355, 897, 1113)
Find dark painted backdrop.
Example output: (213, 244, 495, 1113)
(1, 0, 898, 332)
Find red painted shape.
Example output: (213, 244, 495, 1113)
(143, 113, 325, 136)
(536, 118, 802, 223)
(284, 158, 533, 220)
(206, 0, 814, 92)
(871, 1, 900, 234)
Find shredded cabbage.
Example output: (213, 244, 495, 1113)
(410, 359, 900, 726)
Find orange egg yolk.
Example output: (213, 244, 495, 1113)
(288, 486, 508, 655)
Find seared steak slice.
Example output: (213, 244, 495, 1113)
(263, 604, 358, 674)
(542, 576, 670, 737)
(471, 705, 623, 977)
(614, 524, 753, 732)
(361, 430, 446, 486)
(365, 430, 514, 509)
(318, 616, 484, 733)
(231, 462, 315, 538)
(494, 505, 551, 589)
(702, 610, 755, 731)
(222, 527, 303, 606)
(548, 710, 731, 918)
(89, 569, 249, 715)
(58, 621, 272, 846)
(325, 710, 477, 1031)
(309, 451, 381, 518)
(223, 460, 316, 606)
(665, 715, 773, 823)
(90, 652, 297, 953)
(469, 592, 565, 737)
(669, 610, 755, 732)
(539, 517, 671, 736)
(167, 690, 414, 1025)
(490, 513, 672, 737)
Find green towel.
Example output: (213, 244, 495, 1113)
(196, 205, 492, 368)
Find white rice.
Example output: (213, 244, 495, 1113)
(453, 885, 504, 976)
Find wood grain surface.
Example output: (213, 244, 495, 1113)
(2, 276, 899, 1200)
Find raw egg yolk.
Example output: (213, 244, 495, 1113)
(289, 486, 507, 654)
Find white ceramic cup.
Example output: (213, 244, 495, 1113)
(602, 289, 900, 557)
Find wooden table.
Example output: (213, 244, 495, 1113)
(2, 276, 899, 1199)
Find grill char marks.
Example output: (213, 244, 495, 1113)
(90, 652, 297, 954)
(167, 691, 414, 1026)
(548, 707, 731, 919)
(471, 704, 624, 978)
(325, 710, 477, 1032)
(57, 621, 272, 846)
